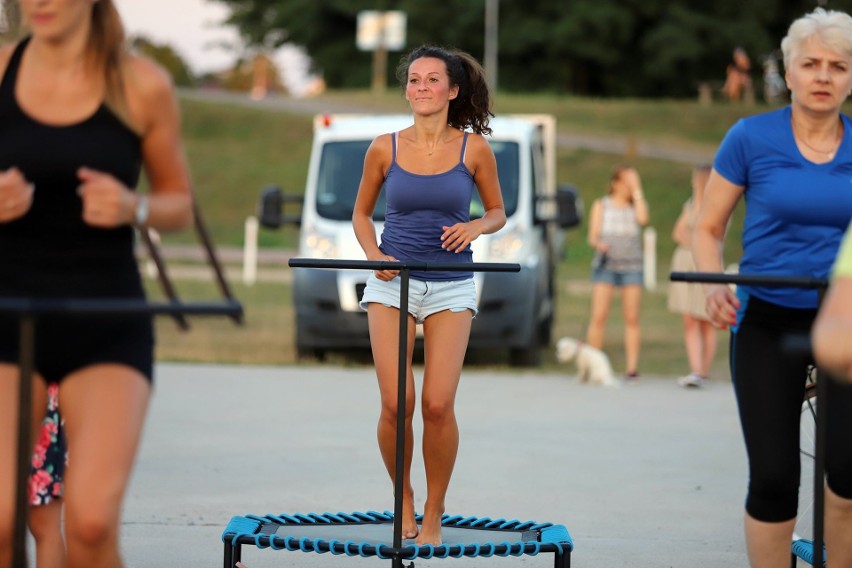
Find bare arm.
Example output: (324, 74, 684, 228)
(352, 135, 397, 280)
(671, 204, 691, 247)
(77, 55, 193, 231)
(587, 199, 606, 252)
(692, 169, 744, 328)
(812, 276, 852, 382)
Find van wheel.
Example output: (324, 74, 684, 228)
(509, 326, 542, 366)
(297, 347, 326, 361)
(509, 345, 541, 367)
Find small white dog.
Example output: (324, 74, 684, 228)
(555, 337, 619, 387)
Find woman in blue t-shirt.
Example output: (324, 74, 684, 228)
(693, 8, 852, 566)
(352, 46, 506, 546)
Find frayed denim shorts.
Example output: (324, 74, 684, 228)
(591, 267, 644, 287)
(359, 273, 478, 324)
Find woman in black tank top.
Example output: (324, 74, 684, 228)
(0, 2, 194, 567)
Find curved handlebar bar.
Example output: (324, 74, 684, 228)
(289, 258, 521, 273)
(0, 298, 244, 318)
(670, 271, 827, 290)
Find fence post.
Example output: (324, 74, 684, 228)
(243, 216, 258, 286)
(145, 229, 161, 279)
(643, 226, 657, 291)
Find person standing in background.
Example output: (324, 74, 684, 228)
(585, 165, 649, 380)
(668, 164, 718, 388)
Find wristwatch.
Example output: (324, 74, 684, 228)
(134, 195, 149, 226)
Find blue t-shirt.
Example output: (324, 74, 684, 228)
(379, 131, 475, 281)
(714, 106, 852, 308)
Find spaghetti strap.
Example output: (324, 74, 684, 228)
(0, 37, 29, 97)
(459, 131, 469, 163)
(391, 132, 398, 163)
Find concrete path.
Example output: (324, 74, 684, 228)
(111, 363, 753, 567)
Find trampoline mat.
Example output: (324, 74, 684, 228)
(260, 521, 540, 546)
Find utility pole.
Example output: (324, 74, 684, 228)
(484, 0, 499, 92)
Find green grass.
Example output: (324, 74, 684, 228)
(151, 90, 761, 374)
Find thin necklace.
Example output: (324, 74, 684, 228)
(793, 119, 842, 160)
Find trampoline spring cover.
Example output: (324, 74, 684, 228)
(222, 510, 574, 560)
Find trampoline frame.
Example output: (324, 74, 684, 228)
(222, 510, 573, 567)
(235, 259, 574, 568)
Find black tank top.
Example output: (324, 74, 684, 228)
(0, 38, 144, 297)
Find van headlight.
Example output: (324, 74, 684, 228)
(488, 228, 525, 262)
(302, 226, 338, 258)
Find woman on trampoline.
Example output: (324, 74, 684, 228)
(692, 8, 852, 567)
(0, 1, 194, 567)
(353, 45, 506, 546)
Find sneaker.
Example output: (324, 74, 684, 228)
(677, 373, 705, 388)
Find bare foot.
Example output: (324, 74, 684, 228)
(402, 492, 418, 539)
(414, 511, 443, 546)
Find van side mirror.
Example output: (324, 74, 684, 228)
(257, 185, 303, 229)
(258, 185, 284, 229)
(555, 184, 583, 228)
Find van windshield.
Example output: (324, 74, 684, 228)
(315, 140, 520, 221)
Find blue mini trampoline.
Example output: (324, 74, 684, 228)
(222, 511, 573, 567)
(222, 260, 573, 568)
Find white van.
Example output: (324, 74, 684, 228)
(260, 113, 581, 366)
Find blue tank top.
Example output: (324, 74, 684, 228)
(0, 38, 144, 298)
(379, 131, 475, 281)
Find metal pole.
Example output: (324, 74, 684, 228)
(812, 284, 828, 566)
(392, 269, 410, 568)
(484, 0, 499, 92)
(12, 315, 36, 568)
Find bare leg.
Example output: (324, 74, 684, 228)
(416, 309, 472, 546)
(825, 486, 852, 565)
(682, 315, 702, 375)
(621, 284, 642, 375)
(368, 304, 418, 539)
(29, 499, 66, 568)
(586, 283, 614, 350)
(0, 365, 47, 568)
(699, 320, 717, 378)
(60, 365, 150, 568)
(743, 513, 795, 568)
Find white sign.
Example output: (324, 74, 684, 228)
(357, 10, 407, 51)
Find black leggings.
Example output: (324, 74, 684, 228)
(731, 296, 852, 522)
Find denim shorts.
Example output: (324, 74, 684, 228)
(591, 266, 644, 287)
(359, 273, 478, 324)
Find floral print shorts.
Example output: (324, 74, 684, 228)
(29, 383, 66, 506)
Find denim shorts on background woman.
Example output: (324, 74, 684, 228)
(359, 273, 478, 323)
(591, 266, 644, 287)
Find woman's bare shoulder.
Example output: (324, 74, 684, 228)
(122, 53, 179, 134)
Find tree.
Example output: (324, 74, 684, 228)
(130, 36, 196, 87)
(210, 0, 852, 97)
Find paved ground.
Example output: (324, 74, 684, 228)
(101, 362, 755, 567)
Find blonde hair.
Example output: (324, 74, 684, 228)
(10, 0, 130, 124)
(87, 0, 130, 124)
(781, 8, 852, 69)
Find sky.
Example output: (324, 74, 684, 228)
(113, 0, 242, 75)
(113, 0, 319, 95)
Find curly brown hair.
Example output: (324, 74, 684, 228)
(396, 45, 494, 136)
